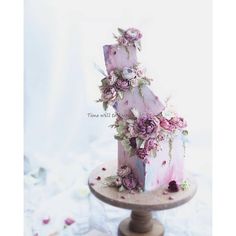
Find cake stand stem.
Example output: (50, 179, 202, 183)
(118, 210, 164, 236)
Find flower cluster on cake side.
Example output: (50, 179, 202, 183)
(112, 107, 188, 163)
(97, 63, 152, 110)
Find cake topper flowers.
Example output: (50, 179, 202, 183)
(114, 28, 142, 51)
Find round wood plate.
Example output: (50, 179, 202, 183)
(88, 161, 197, 211)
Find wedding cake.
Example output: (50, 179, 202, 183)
(97, 28, 188, 192)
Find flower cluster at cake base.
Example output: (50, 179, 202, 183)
(113, 107, 188, 163)
(113, 28, 142, 51)
(104, 165, 143, 192)
(97, 64, 152, 110)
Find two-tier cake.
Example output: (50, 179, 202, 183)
(97, 28, 188, 193)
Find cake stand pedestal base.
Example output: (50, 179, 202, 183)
(88, 161, 197, 236)
(118, 211, 164, 236)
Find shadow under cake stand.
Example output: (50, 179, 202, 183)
(88, 162, 197, 236)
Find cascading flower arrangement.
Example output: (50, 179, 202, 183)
(114, 28, 142, 51)
(113, 107, 188, 163)
(97, 64, 152, 110)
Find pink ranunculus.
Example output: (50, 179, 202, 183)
(135, 114, 160, 138)
(115, 78, 130, 91)
(101, 86, 117, 102)
(122, 173, 138, 190)
(144, 138, 158, 151)
(136, 148, 149, 159)
(160, 118, 175, 132)
(124, 28, 142, 42)
(107, 71, 118, 85)
(117, 165, 131, 177)
(169, 117, 187, 129)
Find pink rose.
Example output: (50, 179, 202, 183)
(169, 117, 187, 129)
(115, 79, 130, 91)
(124, 28, 142, 42)
(135, 114, 160, 138)
(117, 165, 131, 177)
(122, 173, 138, 190)
(160, 118, 175, 132)
(144, 138, 158, 151)
(101, 86, 117, 102)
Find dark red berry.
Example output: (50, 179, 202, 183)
(168, 180, 179, 192)
(96, 176, 101, 181)
(102, 167, 106, 171)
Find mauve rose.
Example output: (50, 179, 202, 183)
(137, 148, 148, 159)
(144, 138, 158, 151)
(135, 114, 160, 138)
(115, 78, 130, 91)
(160, 118, 175, 132)
(102, 87, 117, 102)
(169, 117, 187, 129)
(122, 173, 138, 190)
(107, 71, 118, 85)
(124, 28, 142, 42)
(129, 137, 137, 149)
(117, 165, 131, 177)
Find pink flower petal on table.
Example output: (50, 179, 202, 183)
(42, 217, 50, 225)
(65, 217, 75, 226)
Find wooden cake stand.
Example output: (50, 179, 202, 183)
(88, 162, 197, 236)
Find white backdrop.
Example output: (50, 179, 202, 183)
(24, 0, 212, 235)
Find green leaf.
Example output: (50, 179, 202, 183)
(138, 85, 144, 97)
(117, 91, 124, 99)
(118, 185, 125, 192)
(103, 102, 108, 111)
(114, 135, 123, 141)
(101, 78, 107, 86)
(182, 130, 188, 136)
(136, 138, 144, 148)
(118, 28, 125, 34)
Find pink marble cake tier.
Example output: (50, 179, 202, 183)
(102, 40, 185, 192)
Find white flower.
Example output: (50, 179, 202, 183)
(162, 106, 177, 120)
(122, 67, 136, 80)
(130, 78, 138, 87)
